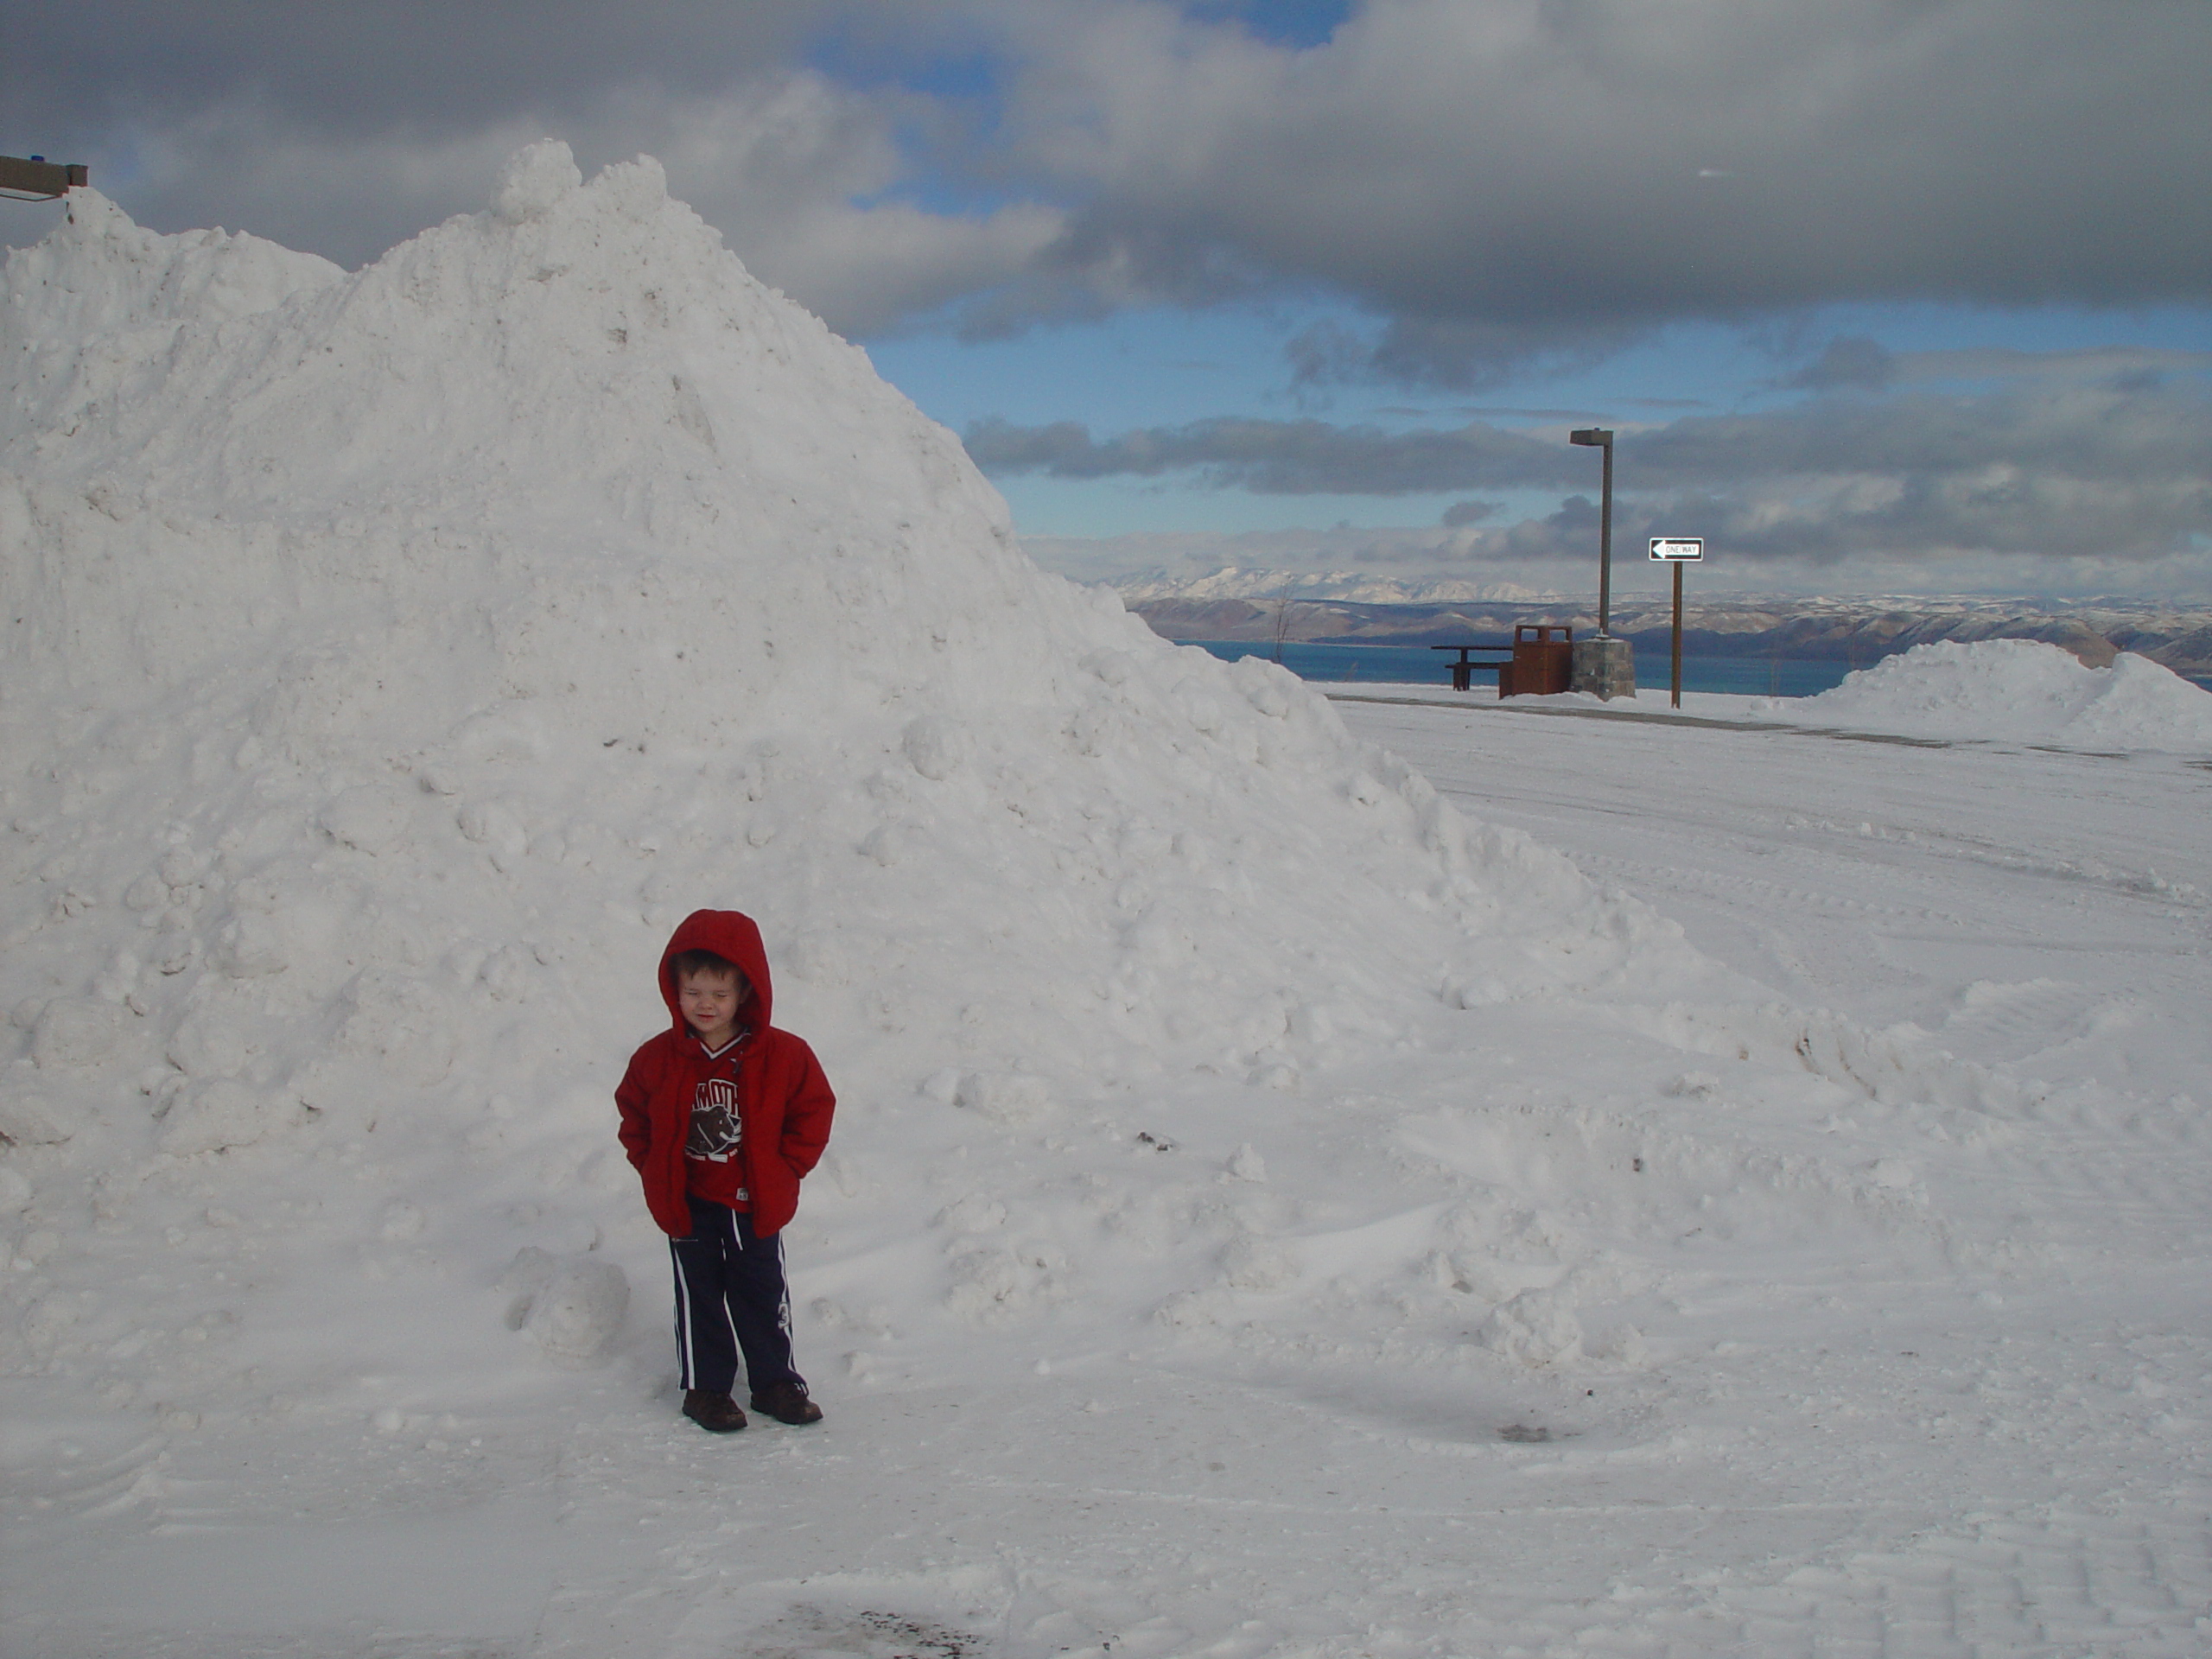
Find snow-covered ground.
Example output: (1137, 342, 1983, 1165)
(5, 149, 2212, 1657)
(12, 682, 2211, 1659)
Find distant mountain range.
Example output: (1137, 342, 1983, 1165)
(1109, 567, 1559, 605)
(1115, 574, 2212, 679)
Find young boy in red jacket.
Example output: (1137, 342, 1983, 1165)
(616, 909, 836, 1433)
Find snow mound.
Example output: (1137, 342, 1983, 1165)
(1772, 639, 2212, 750)
(0, 147, 1702, 1419)
(499, 1247, 629, 1363)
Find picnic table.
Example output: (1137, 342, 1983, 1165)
(1432, 626, 1576, 696)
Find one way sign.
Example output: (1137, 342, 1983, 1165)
(1649, 537, 1703, 562)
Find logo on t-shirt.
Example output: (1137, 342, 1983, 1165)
(685, 1077, 742, 1162)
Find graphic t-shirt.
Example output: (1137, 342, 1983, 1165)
(683, 1032, 751, 1208)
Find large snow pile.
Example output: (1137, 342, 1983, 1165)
(1769, 638, 2212, 750)
(0, 145, 1724, 1440)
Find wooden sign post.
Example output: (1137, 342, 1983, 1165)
(1648, 538, 1703, 709)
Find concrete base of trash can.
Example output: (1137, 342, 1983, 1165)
(1569, 637, 1636, 700)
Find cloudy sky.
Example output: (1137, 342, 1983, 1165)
(6, 0, 2209, 597)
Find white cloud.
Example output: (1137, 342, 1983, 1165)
(957, 0, 2212, 377)
(984, 372, 2212, 580)
(22, 1, 2204, 362)
(1022, 521, 2212, 601)
(620, 77, 1068, 336)
(29, 71, 1065, 340)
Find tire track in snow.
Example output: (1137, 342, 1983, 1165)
(1599, 1499, 2212, 1657)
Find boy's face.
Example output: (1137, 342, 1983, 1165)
(677, 968, 750, 1043)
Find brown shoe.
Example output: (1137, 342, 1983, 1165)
(749, 1381, 823, 1425)
(683, 1389, 747, 1433)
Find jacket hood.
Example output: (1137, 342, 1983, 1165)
(658, 909, 774, 1033)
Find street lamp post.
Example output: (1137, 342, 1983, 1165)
(1564, 427, 1634, 700)
(1568, 428, 1614, 637)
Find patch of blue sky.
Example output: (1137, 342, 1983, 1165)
(1414, 309, 2201, 430)
(1705, 301, 2212, 407)
(1417, 321, 1790, 428)
(871, 301, 1730, 537)
(881, 305, 1781, 452)
(990, 473, 1554, 541)
(873, 279, 2209, 545)
(1184, 0, 1355, 50)
(1369, 302, 2212, 429)
(875, 302, 1785, 476)
(846, 166, 1018, 219)
(805, 24, 1002, 102)
(869, 297, 1363, 432)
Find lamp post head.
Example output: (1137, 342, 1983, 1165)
(1568, 428, 1613, 448)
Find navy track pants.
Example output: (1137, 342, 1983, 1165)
(670, 1198, 803, 1396)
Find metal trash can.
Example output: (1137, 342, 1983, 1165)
(1498, 625, 1573, 696)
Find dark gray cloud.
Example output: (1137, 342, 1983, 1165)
(970, 378, 2212, 564)
(1292, 315, 1652, 395)
(1627, 383, 2212, 492)
(1, 3, 825, 140)
(963, 415, 1577, 493)
(1778, 338, 2212, 394)
(7, 1, 2204, 371)
(1887, 345, 2212, 385)
(965, 0, 2212, 381)
(0, 1, 1052, 321)
(1783, 338, 1897, 392)
(1440, 499, 1500, 528)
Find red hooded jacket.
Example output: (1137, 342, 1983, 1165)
(615, 910, 835, 1238)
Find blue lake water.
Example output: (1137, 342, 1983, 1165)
(1184, 640, 1856, 697)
